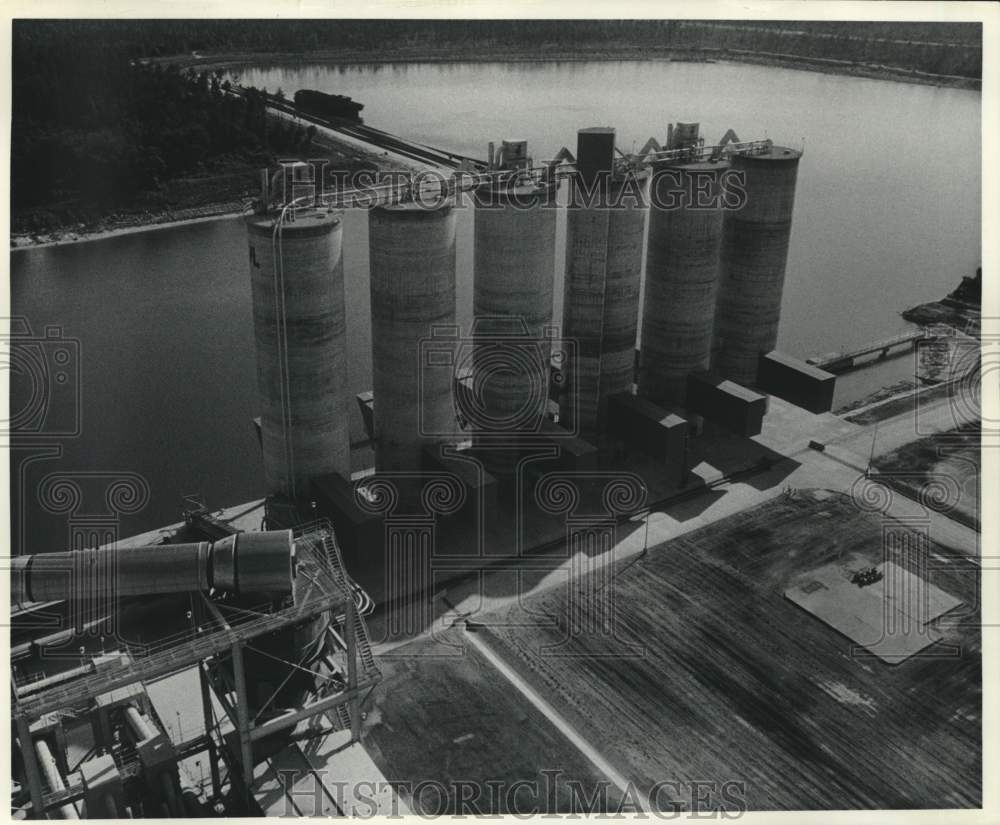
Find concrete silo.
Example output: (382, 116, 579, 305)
(369, 200, 457, 473)
(246, 209, 349, 499)
(472, 139, 559, 473)
(713, 145, 802, 386)
(639, 156, 727, 405)
(560, 127, 648, 437)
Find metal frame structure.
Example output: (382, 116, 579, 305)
(12, 522, 379, 819)
(252, 101, 775, 217)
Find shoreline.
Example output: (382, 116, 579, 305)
(901, 298, 981, 334)
(159, 47, 981, 91)
(12, 99, 423, 252)
(11, 205, 247, 252)
(13, 49, 979, 251)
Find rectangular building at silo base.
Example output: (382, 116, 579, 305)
(607, 392, 689, 474)
(685, 371, 767, 438)
(757, 351, 837, 414)
(515, 421, 600, 490)
(422, 445, 498, 526)
(311, 471, 384, 569)
(538, 420, 599, 472)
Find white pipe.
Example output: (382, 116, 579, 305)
(16, 663, 93, 698)
(34, 739, 78, 819)
(125, 706, 157, 743)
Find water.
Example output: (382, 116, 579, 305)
(10, 59, 981, 546)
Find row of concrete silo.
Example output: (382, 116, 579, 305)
(639, 130, 802, 404)
(244, 125, 802, 499)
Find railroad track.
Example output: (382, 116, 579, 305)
(230, 86, 483, 169)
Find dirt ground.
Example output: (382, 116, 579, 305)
(362, 637, 625, 814)
(478, 489, 980, 810)
(873, 423, 980, 529)
(355, 490, 979, 812)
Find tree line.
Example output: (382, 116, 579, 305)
(12, 45, 315, 223)
(11, 19, 981, 228)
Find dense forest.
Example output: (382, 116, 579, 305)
(14, 19, 982, 71)
(11, 19, 982, 235)
(13, 19, 985, 60)
(12, 53, 314, 228)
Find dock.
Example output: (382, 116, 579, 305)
(806, 329, 925, 373)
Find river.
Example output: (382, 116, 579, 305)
(10, 59, 981, 547)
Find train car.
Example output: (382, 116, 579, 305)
(293, 88, 364, 122)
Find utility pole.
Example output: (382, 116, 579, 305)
(866, 422, 879, 477)
(641, 482, 650, 557)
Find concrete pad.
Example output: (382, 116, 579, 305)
(755, 396, 861, 456)
(298, 730, 412, 816)
(784, 561, 962, 664)
(253, 729, 403, 817)
(253, 750, 325, 817)
(274, 751, 343, 817)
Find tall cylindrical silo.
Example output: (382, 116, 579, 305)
(712, 146, 802, 386)
(247, 209, 349, 499)
(560, 127, 648, 437)
(639, 158, 727, 406)
(472, 151, 559, 474)
(369, 200, 457, 473)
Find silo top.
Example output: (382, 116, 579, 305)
(739, 145, 802, 163)
(476, 178, 558, 201)
(651, 157, 730, 173)
(245, 209, 341, 238)
(374, 198, 456, 218)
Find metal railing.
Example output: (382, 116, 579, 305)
(266, 139, 775, 214)
(14, 541, 349, 720)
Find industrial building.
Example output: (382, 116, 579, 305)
(368, 199, 457, 476)
(712, 144, 802, 385)
(11, 517, 377, 818)
(12, 120, 825, 819)
(560, 126, 649, 437)
(639, 123, 728, 406)
(247, 209, 350, 498)
(757, 350, 836, 413)
(471, 139, 559, 476)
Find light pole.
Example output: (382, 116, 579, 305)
(866, 421, 879, 477)
(641, 482, 650, 557)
